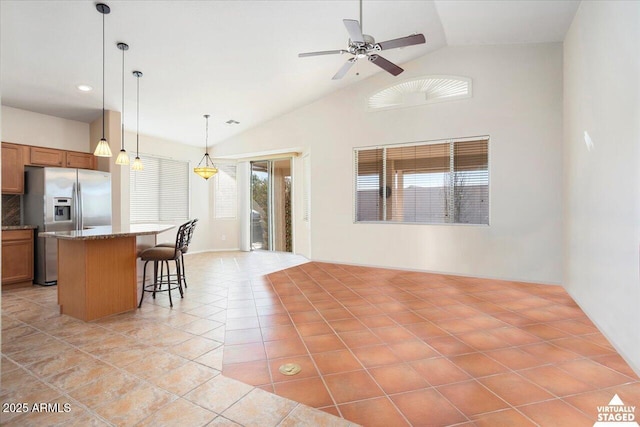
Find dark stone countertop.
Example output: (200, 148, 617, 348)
(2, 225, 38, 231)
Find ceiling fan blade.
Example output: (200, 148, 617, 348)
(368, 55, 404, 76)
(343, 19, 364, 43)
(332, 58, 356, 80)
(298, 49, 348, 58)
(376, 34, 426, 51)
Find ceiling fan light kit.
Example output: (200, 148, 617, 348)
(298, 0, 426, 80)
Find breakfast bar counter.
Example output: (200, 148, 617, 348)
(41, 224, 174, 321)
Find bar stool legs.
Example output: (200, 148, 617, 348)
(138, 258, 184, 308)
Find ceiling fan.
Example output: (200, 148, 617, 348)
(298, 0, 426, 80)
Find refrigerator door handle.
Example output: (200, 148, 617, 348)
(78, 182, 83, 230)
(72, 181, 78, 230)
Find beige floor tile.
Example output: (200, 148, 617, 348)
(280, 404, 354, 427)
(8, 338, 74, 367)
(122, 349, 189, 380)
(94, 383, 176, 425)
(45, 358, 116, 392)
(152, 361, 220, 395)
(1, 355, 21, 375)
(185, 375, 253, 414)
(1, 332, 56, 356)
(1, 324, 39, 341)
(207, 415, 244, 426)
(26, 348, 95, 379)
(181, 318, 225, 335)
(136, 397, 217, 427)
(97, 341, 153, 368)
(222, 388, 298, 426)
(194, 347, 225, 370)
(169, 335, 223, 359)
(68, 369, 145, 407)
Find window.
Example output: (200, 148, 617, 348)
(214, 163, 237, 219)
(130, 154, 190, 223)
(367, 76, 472, 111)
(354, 138, 489, 225)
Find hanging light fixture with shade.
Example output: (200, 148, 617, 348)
(94, 3, 112, 158)
(194, 115, 218, 180)
(115, 42, 130, 165)
(131, 71, 144, 171)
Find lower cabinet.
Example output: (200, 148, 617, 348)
(2, 229, 34, 286)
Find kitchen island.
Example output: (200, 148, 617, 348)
(40, 224, 174, 321)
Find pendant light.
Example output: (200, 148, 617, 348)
(94, 3, 112, 158)
(194, 115, 218, 180)
(115, 42, 130, 165)
(131, 71, 144, 171)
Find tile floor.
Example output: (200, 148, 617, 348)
(1, 251, 639, 426)
(1, 251, 354, 426)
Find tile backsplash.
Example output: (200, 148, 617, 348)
(2, 194, 22, 226)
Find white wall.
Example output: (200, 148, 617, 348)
(1, 106, 89, 152)
(213, 43, 564, 284)
(563, 1, 640, 374)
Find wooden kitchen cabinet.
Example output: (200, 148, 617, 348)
(1, 142, 25, 194)
(1, 229, 34, 287)
(65, 150, 95, 169)
(29, 146, 65, 167)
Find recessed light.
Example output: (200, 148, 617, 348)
(77, 84, 93, 92)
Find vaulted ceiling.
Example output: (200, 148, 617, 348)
(0, 1, 579, 147)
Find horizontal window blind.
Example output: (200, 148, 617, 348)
(354, 138, 488, 225)
(453, 139, 489, 224)
(130, 154, 190, 223)
(355, 148, 383, 221)
(215, 164, 237, 219)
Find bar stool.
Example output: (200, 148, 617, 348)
(156, 218, 198, 289)
(137, 221, 190, 308)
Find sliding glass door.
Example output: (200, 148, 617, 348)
(250, 159, 292, 252)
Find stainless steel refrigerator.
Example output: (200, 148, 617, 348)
(24, 166, 111, 285)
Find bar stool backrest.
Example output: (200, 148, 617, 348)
(174, 221, 191, 257)
(184, 219, 198, 251)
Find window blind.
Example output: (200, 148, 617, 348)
(354, 138, 488, 224)
(214, 163, 237, 219)
(130, 154, 190, 223)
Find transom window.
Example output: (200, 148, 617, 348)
(354, 138, 489, 225)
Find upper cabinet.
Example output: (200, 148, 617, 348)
(27, 146, 95, 170)
(29, 146, 65, 167)
(1, 142, 97, 194)
(65, 151, 94, 169)
(1, 142, 25, 194)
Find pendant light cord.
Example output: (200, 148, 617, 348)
(102, 11, 105, 139)
(136, 74, 140, 157)
(205, 116, 209, 154)
(121, 46, 125, 150)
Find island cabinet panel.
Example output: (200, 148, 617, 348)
(65, 151, 94, 169)
(29, 146, 65, 167)
(58, 236, 137, 321)
(1, 229, 34, 286)
(1, 142, 25, 194)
